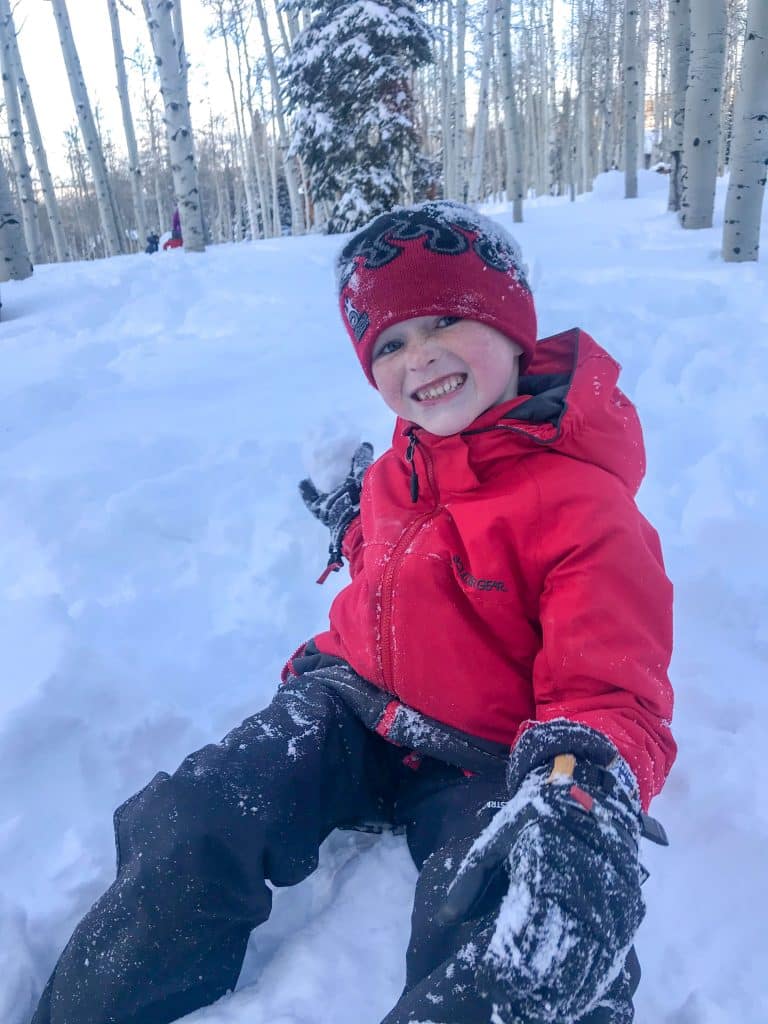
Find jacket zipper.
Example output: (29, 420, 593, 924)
(378, 431, 438, 690)
(405, 430, 420, 502)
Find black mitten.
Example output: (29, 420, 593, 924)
(299, 442, 373, 577)
(441, 719, 665, 1023)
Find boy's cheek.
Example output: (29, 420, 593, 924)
(375, 377, 408, 415)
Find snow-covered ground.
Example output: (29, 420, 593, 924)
(1, 171, 766, 1024)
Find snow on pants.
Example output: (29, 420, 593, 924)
(30, 673, 638, 1024)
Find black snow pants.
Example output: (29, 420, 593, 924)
(31, 672, 639, 1024)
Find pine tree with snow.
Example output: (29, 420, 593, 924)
(285, 0, 432, 233)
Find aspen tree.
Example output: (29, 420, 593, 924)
(132, 43, 168, 232)
(252, 0, 305, 233)
(637, 0, 649, 166)
(0, 5, 40, 262)
(489, 59, 504, 199)
(107, 0, 148, 251)
(668, 0, 691, 210)
(624, 0, 641, 197)
(599, 0, 618, 172)
(63, 125, 95, 258)
(0, 155, 32, 280)
(578, 0, 595, 193)
(143, 0, 206, 251)
(2, 0, 68, 261)
(680, 0, 727, 228)
(722, 0, 768, 260)
(498, 0, 525, 221)
(454, 0, 468, 200)
(441, 0, 457, 199)
(718, 0, 748, 175)
(544, 0, 557, 194)
(468, 0, 495, 202)
(653, 0, 670, 164)
(229, 0, 272, 237)
(51, 0, 124, 256)
(204, 0, 261, 238)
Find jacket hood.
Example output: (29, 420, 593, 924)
(394, 328, 646, 496)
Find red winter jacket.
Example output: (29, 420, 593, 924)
(312, 329, 675, 808)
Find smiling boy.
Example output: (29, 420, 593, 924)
(371, 315, 523, 435)
(31, 202, 674, 1024)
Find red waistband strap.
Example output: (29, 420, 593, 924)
(375, 700, 400, 738)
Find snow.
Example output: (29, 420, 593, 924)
(1, 169, 767, 1023)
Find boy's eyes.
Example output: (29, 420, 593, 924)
(373, 338, 403, 359)
(373, 318, 463, 359)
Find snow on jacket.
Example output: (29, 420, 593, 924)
(311, 328, 676, 808)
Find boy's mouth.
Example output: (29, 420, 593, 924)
(412, 374, 467, 402)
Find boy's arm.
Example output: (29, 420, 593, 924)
(340, 515, 365, 578)
(524, 466, 676, 809)
(298, 442, 373, 582)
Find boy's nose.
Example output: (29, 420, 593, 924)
(407, 337, 439, 370)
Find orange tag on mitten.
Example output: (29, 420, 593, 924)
(548, 753, 576, 783)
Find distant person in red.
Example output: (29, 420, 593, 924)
(163, 208, 183, 250)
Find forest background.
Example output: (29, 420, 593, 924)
(0, 0, 766, 276)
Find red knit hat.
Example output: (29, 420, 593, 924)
(336, 201, 537, 386)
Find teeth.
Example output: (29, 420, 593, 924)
(415, 375, 466, 401)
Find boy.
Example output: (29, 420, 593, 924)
(31, 202, 674, 1024)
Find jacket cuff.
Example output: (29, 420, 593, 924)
(341, 516, 364, 575)
(508, 718, 627, 795)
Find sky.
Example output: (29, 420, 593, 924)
(11, 0, 233, 178)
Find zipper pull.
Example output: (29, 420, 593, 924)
(405, 431, 420, 503)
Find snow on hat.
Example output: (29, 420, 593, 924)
(335, 200, 537, 386)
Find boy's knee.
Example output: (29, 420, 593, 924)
(113, 769, 228, 875)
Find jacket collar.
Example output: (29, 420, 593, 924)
(390, 328, 646, 497)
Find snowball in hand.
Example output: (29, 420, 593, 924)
(302, 431, 371, 493)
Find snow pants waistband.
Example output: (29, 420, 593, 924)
(284, 640, 511, 777)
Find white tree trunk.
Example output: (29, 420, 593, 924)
(231, 0, 272, 237)
(680, 0, 727, 228)
(4, 7, 69, 262)
(137, 58, 168, 233)
(722, 0, 768, 261)
(544, 0, 557, 195)
(624, 0, 641, 197)
(467, 0, 495, 202)
(637, 0, 649, 167)
(252, 0, 304, 233)
(248, 113, 272, 237)
(0, 156, 32, 281)
(51, 0, 123, 256)
(144, 0, 206, 252)
(668, 0, 691, 210)
(213, 0, 261, 239)
(578, 0, 594, 194)
(454, 0, 468, 199)
(0, 7, 41, 263)
(107, 0, 148, 250)
(440, 0, 456, 199)
(598, 0, 617, 172)
(498, 0, 524, 221)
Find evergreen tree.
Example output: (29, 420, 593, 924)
(285, 0, 432, 233)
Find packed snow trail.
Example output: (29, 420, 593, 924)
(0, 171, 766, 1024)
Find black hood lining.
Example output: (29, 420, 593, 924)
(504, 372, 571, 426)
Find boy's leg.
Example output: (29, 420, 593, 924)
(31, 676, 394, 1024)
(382, 761, 638, 1024)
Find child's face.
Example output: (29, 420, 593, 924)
(371, 316, 523, 436)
